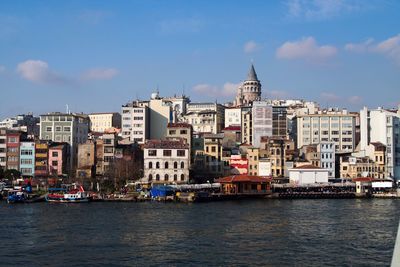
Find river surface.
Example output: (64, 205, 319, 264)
(0, 199, 399, 266)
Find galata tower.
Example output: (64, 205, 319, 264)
(235, 64, 262, 106)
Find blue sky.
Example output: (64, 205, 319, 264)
(0, 0, 399, 118)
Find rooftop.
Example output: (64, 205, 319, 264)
(144, 139, 189, 149)
(167, 122, 192, 129)
(217, 175, 271, 183)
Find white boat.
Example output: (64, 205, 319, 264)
(46, 185, 91, 203)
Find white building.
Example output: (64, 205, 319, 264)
(225, 107, 241, 128)
(252, 101, 272, 148)
(296, 111, 357, 153)
(360, 106, 400, 179)
(289, 165, 329, 185)
(143, 140, 190, 184)
(88, 112, 121, 133)
(184, 103, 225, 134)
(121, 101, 149, 144)
(318, 142, 335, 178)
(258, 158, 272, 176)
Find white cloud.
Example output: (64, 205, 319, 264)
(17, 60, 65, 84)
(320, 92, 341, 102)
(244, 41, 260, 54)
(192, 82, 240, 97)
(345, 34, 400, 64)
(81, 68, 119, 81)
(348, 95, 363, 104)
(286, 0, 366, 20)
(276, 37, 337, 62)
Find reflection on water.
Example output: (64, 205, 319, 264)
(0, 199, 399, 266)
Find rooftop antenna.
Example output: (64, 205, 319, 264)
(66, 104, 70, 114)
(182, 83, 186, 97)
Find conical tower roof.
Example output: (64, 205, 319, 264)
(247, 64, 258, 81)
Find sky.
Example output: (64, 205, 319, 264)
(0, 0, 400, 118)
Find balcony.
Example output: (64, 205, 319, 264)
(36, 153, 47, 158)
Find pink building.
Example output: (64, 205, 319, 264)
(48, 143, 68, 176)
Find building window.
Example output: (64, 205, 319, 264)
(169, 130, 176, 135)
(149, 174, 153, 181)
(148, 150, 157, 156)
(177, 150, 185, 157)
(149, 162, 153, 169)
(55, 126, 62, 132)
(156, 162, 160, 169)
(163, 150, 172, 157)
(46, 126, 52, 132)
(165, 162, 169, 169)
(52, 160, 58, 166)
(156, 174, 160, 181)
(180, 130, 187, 135)
(181, 162, 184, 169)
(180, 174, 185, 181)
(52, 151, 58, 157)
(164, 174, 169, 181)
(174, 174, 177, 181)
(174, 161, 178, 169)
(64, 126, 71, 132)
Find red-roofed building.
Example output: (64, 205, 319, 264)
(216, 175, 272, 195)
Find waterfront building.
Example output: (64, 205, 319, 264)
(0, 129, 6, 170)
(247, 147, 259, 176)
(148, 93, 174, 140)
(301, 142, 336, 178)
(19, 141, 35, 177)
(217, 175, 271, 195)
(272, 106, 288, 137)
(260, 136, 296, 178)
(39, 112, 89, 169)
(289, 165, 329, 185)
(48, 143, 68, 176)
(229, 155, 248, 175)
(88, 112, 121, 133)
(252, 101, 273, 148)
(34, 141, 49, 177)
(76, 141, 96, 178)
(6, 130, 22, 171)
(184, 102, 225, 134)
(296, 110, 357, 153)
(258, 158, 272, 176)
(241, 106, 253, 145)
(100, 133, 117, 174)
(166, 122, 192, 164)
(143, 140, 190, 184)
(225, 107, 241, 128)
(222, 126, 242, 148)
(360, 106, 400, 179)
(121, 100, 149, 144)
(203, 133, 225, 177)
(234, 64, 262, 107)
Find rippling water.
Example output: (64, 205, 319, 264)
(0, 199, 399, 266)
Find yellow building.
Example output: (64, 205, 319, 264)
(247, 147, 259, 176)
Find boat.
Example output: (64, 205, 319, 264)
(46, 185, 91, 203)
(7, 190, 28, 204)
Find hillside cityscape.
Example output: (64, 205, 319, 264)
(0, 63, 399, 192)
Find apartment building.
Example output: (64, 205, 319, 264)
(88, 112, 121, 133)
(121, 101, 149, 144)
(184, 103, 225, 134)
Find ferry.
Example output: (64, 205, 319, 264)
(46, 185, 91, 203)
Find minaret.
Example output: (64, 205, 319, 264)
(235, 64, 262, 106)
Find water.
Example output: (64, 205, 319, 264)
(0, 199, 399, 266)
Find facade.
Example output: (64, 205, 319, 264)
(76, 141, 96, 178)
(163, 94, 190, 122)
(121, 101, 149, 144)
(88, 112, 121, 133)
(149, 95, 173, 140)
(318, 142, 335, 178)
(48, 143, 68, 176)
(203, 133, 225, 177)
(6, 131, 22, 171)
(289, 165, 329, 184)
(241, 107, 253, 145)
(35, 141, 49, 177)
(184, 103, 225, 134)
(217, 175, 271, 195)
(101, 133, 117, 174)
(258, 158, 272, 176)
(40, 112, 89, 169)
(229, 155, 248, 175)
(143, 140, 190, 184)
(225, 107, 241, 128)
(272, 106, 288, 137)
(235, 64, 262, 107)
(0, 113, 39, 138)
(260, 136, 296, 178)
(20, 141, 35, 177)
(0, 129, 6, 170)
(340, 155, 386, 179)
(296, 111, 356, 153)
(360, 107, 400, 179)
(252, 101, 273, 148)
(247, 147, 259, 176)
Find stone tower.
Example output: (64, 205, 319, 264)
(235, 64, 262, 106)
